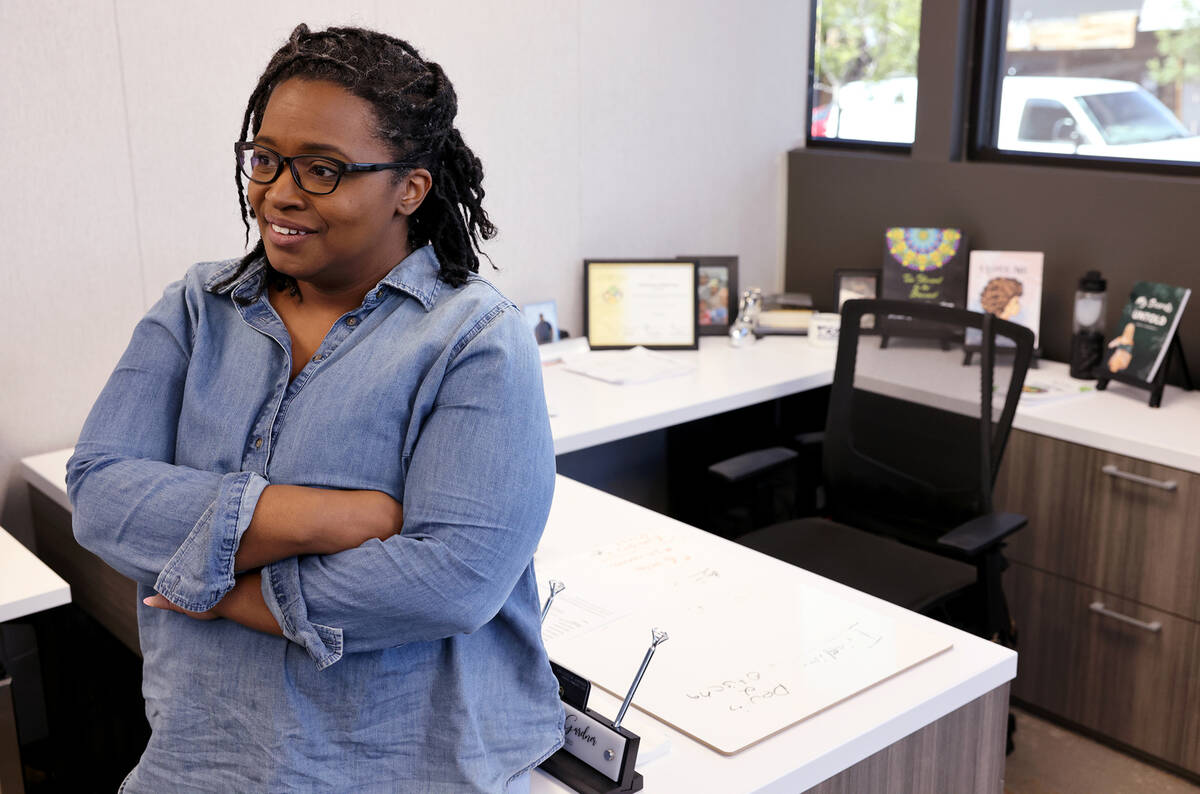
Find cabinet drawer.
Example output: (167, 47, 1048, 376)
(1007, 562, 1200, 772)
(995, 429, 1200, 621)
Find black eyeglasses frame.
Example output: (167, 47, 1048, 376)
(234, 141, 426, 196)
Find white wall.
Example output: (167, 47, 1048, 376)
(0, 0, 809, 544)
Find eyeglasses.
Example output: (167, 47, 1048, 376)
(234, 141, 424, 196)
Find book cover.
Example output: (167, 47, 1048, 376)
(964, 250, 1044, 348)
(881, 227, 967, 307)
(1104, 281, 1191, 383)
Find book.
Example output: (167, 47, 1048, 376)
(881, 227, 968, 309)
(1104, 281, 1191, 383)
(964, 251, 1044, 348)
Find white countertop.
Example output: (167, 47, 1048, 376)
(850, 342, 1200, 473)
(27, 337, 1200, 492)
(530, 477, 1015, 793)
(545, 336, 837, 454)
(543, 335, 1200, 472)
(0, 526, 70, 623)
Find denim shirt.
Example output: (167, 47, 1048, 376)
(67, 245, 564, 792)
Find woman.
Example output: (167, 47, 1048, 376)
(67, 24, 563, 792)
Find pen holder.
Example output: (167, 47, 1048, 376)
(540, 702, 643, 794)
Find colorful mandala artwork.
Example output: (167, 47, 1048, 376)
(886, 227, 963, 271)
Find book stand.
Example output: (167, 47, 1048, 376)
(878, 317, 956, 351)
(1096, 335, 1193, 408)
(962, 344, 1041, 368)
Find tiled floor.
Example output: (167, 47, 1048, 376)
(1005, 707, 1200, 794)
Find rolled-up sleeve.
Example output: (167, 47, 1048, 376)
(67, 279, 267, 611)
(262, 304, 555, 669)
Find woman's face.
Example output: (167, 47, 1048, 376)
(247, 78, 427, 292)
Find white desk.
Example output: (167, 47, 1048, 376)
(22, 337, 1200, 792)
(546, 337, 835, 454)
(531, 478, 1014, 793)
(0, 527, 70, 794)
(0, 529, 70, 624)
(544, 336, 1200, 471)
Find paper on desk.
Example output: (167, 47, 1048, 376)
(536, 526, 952, 755)
(561, 346, 694, 385)
(1014, 370, 1097, 407)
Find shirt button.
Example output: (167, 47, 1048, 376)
(312, 353, 325, 362)
(346, 317, 358, 327)
(254, 437, 263, 449)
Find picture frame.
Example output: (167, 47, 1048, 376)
(679, 255, 738, 336)
(834, 268, 881, 332)
(584, 259, 699, 350)
(523, 300, 559, 345)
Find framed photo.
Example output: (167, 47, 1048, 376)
(523, 300, 559, 345)
(679, 255, 738, 336)
(584, 259, 699, 350)
(834, 268, 880, 331)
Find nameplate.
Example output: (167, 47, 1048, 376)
(561, 702, 627, 782)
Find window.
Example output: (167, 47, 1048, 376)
(808, 0, 923, 145)
(987, 0, 1200, 164)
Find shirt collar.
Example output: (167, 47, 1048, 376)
(204, 244, 444, 311)
(372, 244, 443, 311)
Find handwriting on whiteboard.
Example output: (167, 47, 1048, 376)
(802, 622, 883, 669)
(685, 671, 791, 713)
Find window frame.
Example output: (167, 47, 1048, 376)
(967, 0, 1200, 177)
(804, 0, 916, 154)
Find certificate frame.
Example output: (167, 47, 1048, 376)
(584, 259, 699, 350)
(679, 255, 738, 336)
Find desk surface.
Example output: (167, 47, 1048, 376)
(531, 477, 1014, 793)
(540, 336, 1200, 472)
(0, 527, 70, 623)
(545, 337, 836, 454)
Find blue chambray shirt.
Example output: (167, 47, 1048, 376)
(67, 245, 565, 792)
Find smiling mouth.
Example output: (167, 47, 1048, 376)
(270, 223, 311, 237)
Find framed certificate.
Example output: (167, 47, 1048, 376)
(584, 259, 699, 350)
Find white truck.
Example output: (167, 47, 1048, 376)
(819, 75, 1200, 162)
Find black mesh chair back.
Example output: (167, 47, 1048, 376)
(826, 299, 1034, 552)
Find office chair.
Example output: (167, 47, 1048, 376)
(711, 299, 1035, 649)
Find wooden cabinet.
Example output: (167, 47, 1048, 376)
(994, 428, 1200, 775)
(995, 429, 1200, 622)
(1006, 563, 1200, 771)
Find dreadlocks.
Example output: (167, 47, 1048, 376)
(219, 23, 495, 294)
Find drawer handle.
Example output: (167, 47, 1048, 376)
(1089, 601, 1162, 633)
(1101, 464, 1177, 492)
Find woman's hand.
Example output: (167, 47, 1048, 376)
(143, 571, 282, 636)
(143, 593, 218, 620)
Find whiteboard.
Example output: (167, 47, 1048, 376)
(536, 525, 952, 755)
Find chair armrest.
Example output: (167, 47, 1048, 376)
(793, 431, 826, 447)
(936, 512, 1028, 556)
(708, 447, 798, 484)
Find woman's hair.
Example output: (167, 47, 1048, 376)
(979, 277, 1022, 315)
(220, 23, 495, 294)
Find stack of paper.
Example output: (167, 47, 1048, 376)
(562, 346, 695, 385)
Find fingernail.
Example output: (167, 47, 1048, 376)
(143, 597, 153, 605)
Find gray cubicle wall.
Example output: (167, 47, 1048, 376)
(784, 149, 1200, 371)
(784, 0, 1200, 378)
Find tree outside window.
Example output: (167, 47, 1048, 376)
(811, 0, 922, 143)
